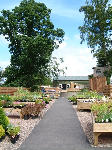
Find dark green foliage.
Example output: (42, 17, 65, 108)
(0, 67, 2, 80)
(79, 0, 112, 75)
(0, 95, 13, 108)
(7, 124, 20, 136)
(0, 108, 10, 129)
(43, 97, 51, 104)
(0, 125, 5, 138)
(0, 67, 3, 85)
(0, 0, 64, 88)
(68, 96, 77, 104)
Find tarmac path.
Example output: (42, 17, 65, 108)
(19, 98, 111, 150)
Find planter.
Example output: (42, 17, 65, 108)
(77, 99, 92, 111)
(9, 134, 20, 144)
(92, 113, 112, 146)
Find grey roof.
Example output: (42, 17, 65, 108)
(54, 76, 89, 81)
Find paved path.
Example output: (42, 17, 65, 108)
(19, 98, 111, 150)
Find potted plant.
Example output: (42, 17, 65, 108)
(7, 124, 20, 144)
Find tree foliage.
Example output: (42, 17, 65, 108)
(0, 0, 64, 87)
(79, 0, 112, 67)
(0, 67, 2, 81)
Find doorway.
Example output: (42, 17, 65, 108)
(62, 84, 66, 90)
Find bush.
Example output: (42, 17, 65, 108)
(91, 102, 112, 123)
(13, 87, 42, 102)
(43, 97, 51, 104)
(7, 124, 20, 136)
(21, 103, 45, 119)
(68, 96, 77, 104)
(0, 108, 10, 129)
(0, 95, 13, 108)
(0, 125, 5, 138)
(35, 99, 43, 104)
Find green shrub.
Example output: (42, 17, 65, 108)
(35, 99, 43, 104)
(13, 87, 42, 102)
(7, 124, 20, 136)
(0, 95, 13, 108)
(68, 96, 77, 104)
(43, 97, 51, 104)
(0, 125, 5, 138)
(0, 101, 3, 107)
(0, 108, 10, 129)
(91, 102, 112, 123)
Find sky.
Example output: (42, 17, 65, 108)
(0, 0, 97, 76)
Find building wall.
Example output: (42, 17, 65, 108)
(53, 80, 89, 90)
(93, 67, 108, 77)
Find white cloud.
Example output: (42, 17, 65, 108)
(52, 8, 81, 18)
(2, 0, 21, 10)
(52, 42, 97, 76)
(0, 61, 10, 69)
(0, 35, 9, 47)
(64, 35, 69, 41)
(74, 34, 80, 40)
(58, 42, 67, 50)
(40, 0, 83, 19)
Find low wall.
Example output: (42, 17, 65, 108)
(60, 91, 78, 98)
(0, 87, 28, 95)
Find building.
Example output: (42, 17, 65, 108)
(53, 76, 89, 90)
(92, 66, 109, 77)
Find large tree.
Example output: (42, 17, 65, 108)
(0, 0, 64, 87)
(0, 67, 2, 81)
(79, 0, 112, 67)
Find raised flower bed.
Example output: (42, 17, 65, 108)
(77, 99, 93, 111)
(91, 102, 112, 146)
(69, 90, 104, 111)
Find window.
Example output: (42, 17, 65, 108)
(74, 85, 76, 88)
(67, 84, 70, 88)
(96, 69, 101, 74)
(59, 84, 62, 88)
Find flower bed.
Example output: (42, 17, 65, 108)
(0, 87, 56, 150)
(0, 98, 55, 150)
(68, 89, 107, 111)
(73, 105, 112, 147)
(91, 102, 112, 146)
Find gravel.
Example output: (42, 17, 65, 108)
(0, 100, 55, 150)
(73, 105, 112, 147)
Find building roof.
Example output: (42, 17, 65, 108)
(54, 76, 89, 81)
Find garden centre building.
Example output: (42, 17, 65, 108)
(53, 76, 89, 90)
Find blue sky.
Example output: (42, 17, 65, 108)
(0, 0, 97, 76)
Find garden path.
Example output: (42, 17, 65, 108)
(19, 98, 111, 150)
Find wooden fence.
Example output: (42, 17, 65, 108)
(89, 76, 107, 93)
(89, 76, 112, 97)
(44, 87, 61, 98)
(0, 87, 28, 95)
(103, 85, 112, 96)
